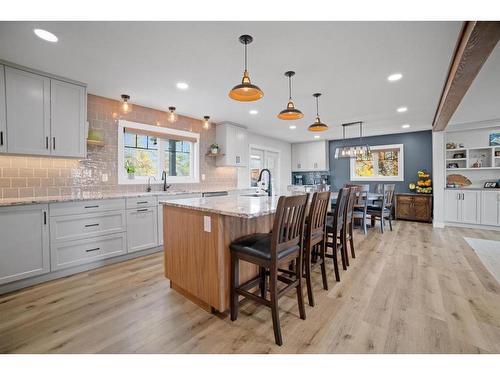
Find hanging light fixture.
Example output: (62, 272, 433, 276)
(167, 106, 178, 123)
(203, 116, 210, 129)
(308, 93, 328, 132)
(335, 121, 371, 159)
(277, 71, 303, 120)
(121, 94, 132, 114)
(228, 35, 264, 102)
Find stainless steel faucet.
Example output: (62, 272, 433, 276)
(161, 171, 171, 191)
(146, 176, 156, 192)
(257, 168, 272, 197)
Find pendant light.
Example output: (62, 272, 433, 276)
(228, 35, 264, 102)
(308, 93, 328, 132)
(277, 71, 303, 120)
(121, 94, 132, 114)
(334, 121, 371, 159)
(203, 116, 210, 129)
(167, 106, 178, 123)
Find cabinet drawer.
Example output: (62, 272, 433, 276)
(50, 211, 126, 243)
(51, 233, 126, 271)
(50, 198, 125, 216)
(397, 195, 414, 204)
(126, 196, 157, 209)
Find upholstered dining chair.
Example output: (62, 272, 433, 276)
(368, 184, 395, 233)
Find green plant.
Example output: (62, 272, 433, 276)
(210, 143, 219, 150)
(125, 160, 136, 174)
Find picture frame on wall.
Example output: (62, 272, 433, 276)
(489, 132, 500, 146)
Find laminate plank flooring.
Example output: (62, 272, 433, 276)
(1, 221, 500, 353)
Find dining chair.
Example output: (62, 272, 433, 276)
(303, 191, 331, 307)
(353, 189, 369, 234)
(342, 187, 357, 265)
(367, 185, 395, 233)
(229, 194, 308, 346)
(325, 188, 348, 281)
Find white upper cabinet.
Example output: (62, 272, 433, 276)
(216, 122, 248, 167)
(50, 79, 86, 158)
(5, 66, 51, 156)
(292, 141, 329, 172)
(0, 65, 6, 153)
(2, 62, 87, 158)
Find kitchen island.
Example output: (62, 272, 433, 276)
(160, 195, 280, 313)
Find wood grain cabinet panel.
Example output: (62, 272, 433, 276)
(395, 194, 432, 223)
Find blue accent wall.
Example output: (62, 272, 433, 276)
(328, 130, 433, 193)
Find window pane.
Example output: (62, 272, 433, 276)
(162, 140, 191, 177)
(137, 135, 148, 149)
(148, 136, 158, 149)
(124, 148, 158, 177)
(124, 133, 136, 147)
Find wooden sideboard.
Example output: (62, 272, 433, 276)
(395, 193, 433, 223)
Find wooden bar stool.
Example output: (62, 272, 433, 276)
(325, 188, 348, 281)
(230, 194, 309, 346)
(342, 187, 357, 266)
(303, 191, 331, 307)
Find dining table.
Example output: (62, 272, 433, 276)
(330, 191, 383, 202)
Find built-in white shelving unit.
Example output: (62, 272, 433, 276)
(446, 146, 500, 171)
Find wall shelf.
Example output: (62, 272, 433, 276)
(87, 139, 105, 147)
(205, 153, 225, 157)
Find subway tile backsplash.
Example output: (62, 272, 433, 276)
(0, 94, 237, 199)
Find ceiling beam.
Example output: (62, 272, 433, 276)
(432, 21, 500, 131)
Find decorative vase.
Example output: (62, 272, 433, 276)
(128, 173, 135, 180)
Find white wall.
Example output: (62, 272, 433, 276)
(432, 131, 445, 228)
(237, 131, 292, 194)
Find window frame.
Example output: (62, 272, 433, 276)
(118, 120, 200, 185)
(349, 143, 404, 181)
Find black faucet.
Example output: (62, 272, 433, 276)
(161, 171, 171, 191)
(257, 168, 272, 197)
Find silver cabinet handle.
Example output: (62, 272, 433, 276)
(85, 247, 100, 253)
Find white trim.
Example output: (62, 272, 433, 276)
(350, 143, 404, 181)
(118, 120, 200, 185)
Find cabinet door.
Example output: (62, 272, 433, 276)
(444, 190, 460, 222)
(127, 207, 158, 253)
(291, 143, 301, 171)
(235, 126, 248, 167)
(309, 141, 328, 170)
(481, 191, 500, 226)
(5, 67, 50, 155)
(461, 191, 479, 224)
(396, 195, 413, 220)
(413, 195, 432, 222)
(50, 79, 86, 157)
(0, 65, 6, 153)
(0, 204, 50, 285)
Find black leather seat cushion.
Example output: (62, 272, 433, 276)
(230, 233, 300, 260)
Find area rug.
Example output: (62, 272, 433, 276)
(464, 237, 500, 283)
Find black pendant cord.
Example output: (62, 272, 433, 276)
(316, 96, 319, 117)
(288, 75, 292, 100)
(244, 42, 248, 72)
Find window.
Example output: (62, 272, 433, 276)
(118, 120, 199, 184)
(350, 144, 404, 181)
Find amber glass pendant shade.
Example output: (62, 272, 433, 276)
(277, 71, 303, 120)
(229, 71, 264, 102)
(308, 93, 329, 132)
(308, 117, 328, 132)
(228, 35, 264, 102)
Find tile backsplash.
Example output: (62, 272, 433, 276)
(0, 94, 237, 199)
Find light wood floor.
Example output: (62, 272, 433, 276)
(1, 221, 500, 353)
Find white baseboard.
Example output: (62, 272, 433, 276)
(444, 222, 500, 231)
(433, 222, 445, 228)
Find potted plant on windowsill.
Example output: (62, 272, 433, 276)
(210, 143, 220, 155)
(125, 160, 136, 180)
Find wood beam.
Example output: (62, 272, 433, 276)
(432, 21, 500, 131)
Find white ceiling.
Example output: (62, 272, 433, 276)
(0, 21, 462, 142)
(450, 42, 500, 126)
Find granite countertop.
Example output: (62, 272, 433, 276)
(0, 188, 258, 208)
(160, 195, 281, 218)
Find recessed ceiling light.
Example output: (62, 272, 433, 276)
(314, 135, 320, 139)
(249, 109, 258, 115)
(397, 107, 408, 113)
(289, 125, 297, 130)
(33, 29, 58, 43)
(176, 82, 189, 90)
(387, 73, 403, 82)
(402, 124, 411, 129)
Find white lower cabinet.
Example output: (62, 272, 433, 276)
(0, 204, 50, 285)
(51, 233, 127, 271)
(127, 207, 158, 253)
(481, 191, 500, 226)
(444, 190, 480, 224)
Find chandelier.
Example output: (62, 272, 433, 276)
(334, 121, 371, 159)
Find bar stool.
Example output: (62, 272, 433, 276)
(229, 194, 308, 346)
(325, 188, 348, 281)
(343, 187, 357, 266)
(303, 191, 331, 307)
